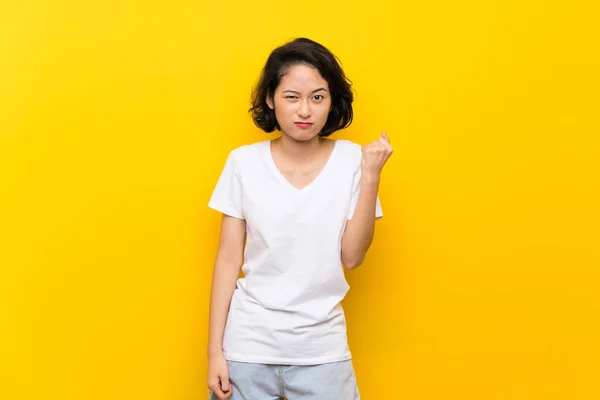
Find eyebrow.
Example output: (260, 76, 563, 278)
(282, 88, 328, 94)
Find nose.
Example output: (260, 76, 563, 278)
(297, 99, 312, 118)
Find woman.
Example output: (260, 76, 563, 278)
(207, 37, 393, 399)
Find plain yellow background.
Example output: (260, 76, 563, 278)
(1, 0, 599, 399)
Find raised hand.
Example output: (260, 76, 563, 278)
(361, 131, 393, 177)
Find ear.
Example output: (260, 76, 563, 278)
(266, 92, 274, 110)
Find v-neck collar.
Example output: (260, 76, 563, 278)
(265, 139, 339, 193)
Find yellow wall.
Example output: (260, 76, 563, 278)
(1, 0, 599, 399)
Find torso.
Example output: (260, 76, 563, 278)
(208, 138, 381, 365)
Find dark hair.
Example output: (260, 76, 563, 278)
(249, 38, 354, 137)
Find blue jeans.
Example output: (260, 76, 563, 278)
(209, 360, 360, 400)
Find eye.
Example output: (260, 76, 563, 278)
(313, 95, 324, 101)
(285, 95, 298, 99)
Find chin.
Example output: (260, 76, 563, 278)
(284, 128, 322, 142)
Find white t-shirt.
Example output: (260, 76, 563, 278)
(208, 139, 383, 365)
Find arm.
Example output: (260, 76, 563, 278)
(341, 132, 393, 269)
(207, 214, 245, 399)
(341, 173, 380, 269)
(208, 214, 246, 357)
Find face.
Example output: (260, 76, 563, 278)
(266, 64, 332, 142)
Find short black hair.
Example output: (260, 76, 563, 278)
(249, 38, 354, 137)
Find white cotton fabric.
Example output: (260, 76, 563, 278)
(208, 139, 382, 365)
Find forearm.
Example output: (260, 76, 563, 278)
(207, 259, 241, 358)
(341, 172, 380, 269)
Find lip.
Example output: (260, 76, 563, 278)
(294, 122, 313, 129)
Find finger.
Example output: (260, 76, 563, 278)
(209, 385, 226, 400)
(378, 137, 393, 152)
(362, 143, 374, 153)
(365, 143, 381, 153)
(381, 131, 390, 143)
(221, 375, 231, 393)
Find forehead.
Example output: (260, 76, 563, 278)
(277, 64, 329, 91)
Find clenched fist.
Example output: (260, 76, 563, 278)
(361, 131, 393, 177)
(208, 355, 232, 399)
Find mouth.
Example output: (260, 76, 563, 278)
(294, 122, 313, 129)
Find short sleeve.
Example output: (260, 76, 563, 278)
(208, 150, 244, 219)
(347, 162, 384, 220)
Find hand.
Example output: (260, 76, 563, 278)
(361, 131, 393, 177)
(207, 355, 232, 399)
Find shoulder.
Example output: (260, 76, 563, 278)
(334, 139, 362, 169)
(227, 140, 269, 164)
(335, 139, 362, 157)
(335, 139, 361, 152)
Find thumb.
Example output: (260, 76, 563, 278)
(381, 131, 390, 143)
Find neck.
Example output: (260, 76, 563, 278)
(275, 133, 327, 162)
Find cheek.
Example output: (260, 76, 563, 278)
(322, 99, 332, 114)
(317, 103, 331, 121)
(274, 102, 294, 117)
(274, 104, 298, 128)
